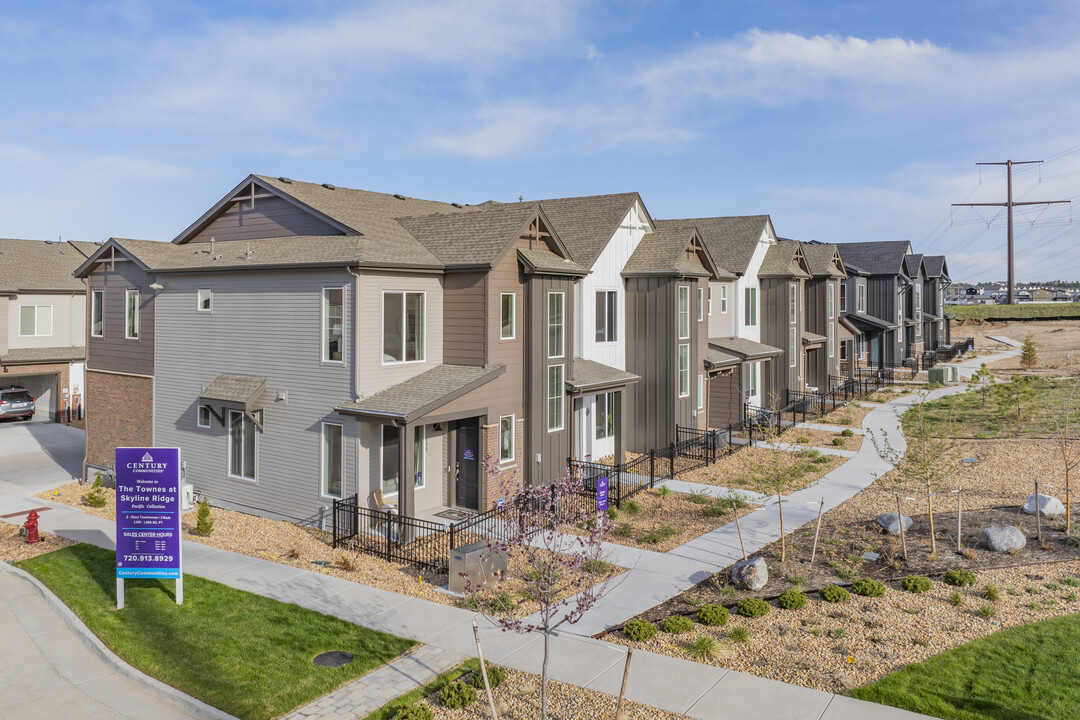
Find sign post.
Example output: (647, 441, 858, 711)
(596, 476, 609, 514)
(115, 447, 183, 609)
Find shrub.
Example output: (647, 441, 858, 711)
(949, 591, 963, 607)
(1063, 577, 1080, 587)
(736, 598, 770, 618)
(944, 569, 976, 587)
(840, 429, 855, 437)
(729, 626, 750, 642)
(981, 584, 1000, 602)
(394, 704, 434, 720)
(777, 589, 807, 610)
(850, 578, 886, 598)
(605, 507, 618, 520)
(467, 664, 506, 690)
(796, 436, 810, 444)
(194, 498, 215, 536)
(439, 681, 477, 709)
(622, 620, 657, 642)
(84, 475, 107, 508)
(621, 500, 641, 515)
(820, 585, 850, 604)
(812, 456, 831, 465)
(613, 524, 633, 538)
(661, 616, 694, 634)
(901, 575, 932, 593)
(581, 558, 612, 576)
(830, 627, 847, 639)
(687, 491, 711, 505)
(689, 635, 719, 661)
(832, 438, 846, 447)
(697, 604, 729, 626)
(656, 484, 671, 500)
(978, 604, 997, 619)
(640, 526, 681, 544)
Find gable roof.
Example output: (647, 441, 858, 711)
(655, 215, 772, 276)
(758, 240, 810, 278)
(0, 238, 92, 293)
(833, 241, 912, 276)
(800, 243, 847, 279)
(529, 193, 645, 269)
(923, 255, 948, 279)
(622, 227, 728, 278)
(903, 253, 925, 279)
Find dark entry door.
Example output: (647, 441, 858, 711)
(455, 419, 480, 510)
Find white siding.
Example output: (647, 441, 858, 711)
(7, 292, 85, 350)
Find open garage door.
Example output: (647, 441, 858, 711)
(9, 373, 58, 422)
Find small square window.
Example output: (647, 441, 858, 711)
(197, 289, 212, 312)
(197, 405, 211, 428)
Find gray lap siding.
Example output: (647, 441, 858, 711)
(153, 269, 356, 523)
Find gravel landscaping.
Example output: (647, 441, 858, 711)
(779, 427, 863, 452)
(674, 445, 842, 494)
(0, 520, 74, 562)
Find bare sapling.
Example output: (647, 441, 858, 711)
(1054, 379, 1080, 535)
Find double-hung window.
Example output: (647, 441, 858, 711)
(828, 285, 836, 357)
(696, 374, 704, 410)
(322, 423, 343, 498)
(720, 285, 728, 313)
(548, 292, 564, 358)
(707, 287, 712, 315)
(547, 365, 564, 431)
(839, 284, 847, 313)
(19, 305, 52, 337)
(788, 283, 797, 324)
(323, 288, 344, 362)
(744, 287, 757, 326)
(499, 415, 515, 462)
(744, 362, 758, 398)
(228, 410, 257, 481)
(595, 392, 615, 439)
(678, 344, 690, 397)
(595, 290, 617, 342)
(500, 293, 515, 339)
(125, 290, 139, 339)
(91, 290, 103, 337)
(697, 288, 704, 322)
(383, 291, 424, 363)
(678, 286, 690, 339)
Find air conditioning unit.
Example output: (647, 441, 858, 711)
(181, 484, 195, 512)
(448, 540, 507, 594)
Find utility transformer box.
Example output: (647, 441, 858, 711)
(448, 540, 508, 594)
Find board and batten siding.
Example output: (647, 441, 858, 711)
(153, 268, 357, 524)
(524, 274, 574, 487)
(759, 278, 801, 408)
(188, 195, 342, 243)
(86, 262, 156, 377)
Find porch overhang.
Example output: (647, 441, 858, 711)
(199, 374, 267, 429)
(335, 364, 505, 425)
(704, 347, 740, 371)
(708, 336, 783, 362)
(802, 331, 827, 347)
(847, 314, 897, 332)
(566, 357, 640, 396)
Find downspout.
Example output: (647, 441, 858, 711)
(346, 266, 362, 401)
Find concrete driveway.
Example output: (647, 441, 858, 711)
(0, 421, 84, 499)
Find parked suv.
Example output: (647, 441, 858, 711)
(0, 386, 35, 421)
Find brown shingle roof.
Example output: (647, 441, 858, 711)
(801, 244, 846, 278)
(199, 374, 267, 409)
(759, 240, 810, 278)
(709, 336, 783, 360)
(517, 248, 588, 276)
(0, 239, 90, 292)
(396, 203, 544, 267)
(622, 228, 728, 278)
(1, 346, 85, 364)
(567, 358, 640, 394)
(655, 215, 771, 276)
(335, 364, 505, 423)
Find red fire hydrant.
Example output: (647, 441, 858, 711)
(24, 510, 40, 544)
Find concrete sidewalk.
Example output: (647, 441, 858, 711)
(0, 562, 232, 720)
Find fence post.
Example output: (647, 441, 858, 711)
(649, 449, 656, 487)
(449, 521, 456, 551)
(668, 442, 675, 479)
(352, 493, 359, 544)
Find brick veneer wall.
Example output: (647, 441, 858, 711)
(481, 417, 526, 510)
(85, 370, 153, 476)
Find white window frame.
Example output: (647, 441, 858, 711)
(197, 288, 213, 313)
(125, 290, 139, 340)
(745, 362, 758, 398)
(678, 286, 690, 339)
(547, 364, 564, 431)
(789, 327, 797, 367)
(381, 290, 426, 365)
(227, 410, 257, 482)
(720, 285, 728, 314)
(839, 340, 848, 362)
(19, 305, 53, 337)
(91, 289, 104, 338)
(828, 322, 835, 358)
(414, 425, 425, 489)
(857, 283, 866, 313)
(678, 343, 690, 398)
(789, 283, 797, 324)
(697, 287, 704, 322)
(744, 287, 757, 326)
(595, 290, 617, 343)
(707, 287, 712, 316)
(321, 422, 344, 499)
(839, 283, 847, 313)
(323, 287, 345, 364)
(548, 292, 565, 359)
(197, 405, 211, 428)
(595, 392, 615, 440)
(696, 374, 704, 410)
(500, 293, 516, 340)
(499, 415, 515, 462)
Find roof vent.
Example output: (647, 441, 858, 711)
(322, 183, 336, 190)
(451, 203, 463, 208)
(278, 177, 292, 184)
(393, 194, 406, 200)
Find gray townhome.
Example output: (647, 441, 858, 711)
(921, 255, 951, 350)
(799, 243, 846, 392)
(834, 241, 913, 369)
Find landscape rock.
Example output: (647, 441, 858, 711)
(982, 525, 1027, 552)
(1022, 493, 1066, 518)
(874, 513, 913, 536)
(732, 557, 769, 591)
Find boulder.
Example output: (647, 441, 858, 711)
(982, 525, 1026, 553)
(1023, 493, 1066, 518)
(875, 513, 913, 536)
(731, 557, 768, 591)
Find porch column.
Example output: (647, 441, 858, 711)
(613, 389, 625, 465)
(400, 422, 415, 519)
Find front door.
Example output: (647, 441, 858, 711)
(455, 419, 480, 510)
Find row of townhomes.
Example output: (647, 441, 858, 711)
(63, 175, 952, 525)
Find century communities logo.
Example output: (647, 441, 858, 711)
(127, 451, 169, 471)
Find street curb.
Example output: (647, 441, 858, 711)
(0, 561, 237, 720)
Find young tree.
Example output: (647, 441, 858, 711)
(871, 396, 959, 557)
(995, 374, 1035, 419)
(465, 467, 615, 720)
(1020, 335, 1038, 369)
(743, 403, 809, 563)
(967, 363, 996, 408)
(1055, 379, 1080, 535)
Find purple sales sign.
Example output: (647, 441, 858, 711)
(115, 448, 182, 580)
(596, 476, 609, 513)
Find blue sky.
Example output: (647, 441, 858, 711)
(4, 1, 1080, 281)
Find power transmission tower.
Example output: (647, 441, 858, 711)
(953, 160, 1070, 304)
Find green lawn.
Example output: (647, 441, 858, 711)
(948, 303, 1080, 320)
(904, 376, 1080, 438)
(852, 613, 1080, 720)
(15, 544, 415, 720)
